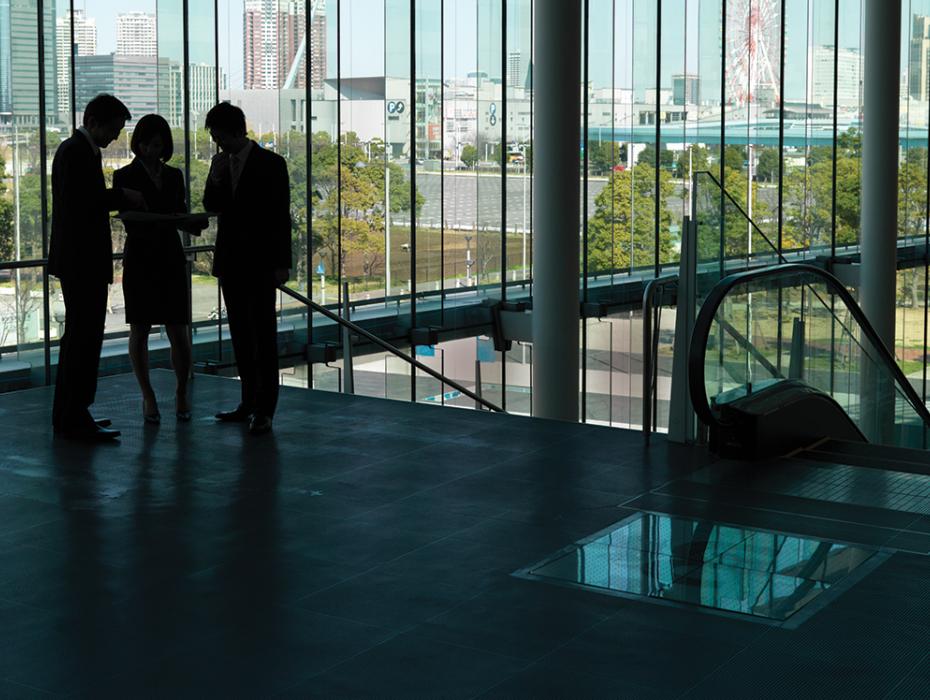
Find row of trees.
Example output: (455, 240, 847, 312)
(1, 126, 928, 296)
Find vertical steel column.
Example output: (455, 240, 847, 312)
(69, 0, 76, 131)
(409, 0, 417, 402)
(500, 0, 508, 411)
(306, 0, 313, 345)
(860, 0, 901, 441)
(775, 0, 785, 374)
(861, 0, 900, 347)
(531, 0, 580, 422)
(718, 0, 726, 279)
(38, 0, 51, 383)
(653, 0, 661, 279)
(580, 0, 588, 422)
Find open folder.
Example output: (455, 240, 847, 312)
(114, 211, 217, 225)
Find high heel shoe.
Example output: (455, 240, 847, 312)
(143, 399, 161, 424)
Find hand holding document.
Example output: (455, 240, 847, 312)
(114, 211, 216, 235)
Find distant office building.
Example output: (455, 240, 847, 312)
(672, 73, 699, 105)
(116, 12, 156, 58)
(56, 10, 96, 117)
(810, 45, 861, 109)
(507, 51, 523, 89)
(164, 61, 227, 128)
(910, 15, 930, 101)
(75, 54, 157, 125)
(0, 0, 10, 115)
(0, 0, 56, 123)
(244, 0, 312, 90)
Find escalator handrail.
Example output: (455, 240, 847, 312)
(278, 284, 504, 413)
(688, 263, 930, 431)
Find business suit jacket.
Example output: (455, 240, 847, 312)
(48, 132, 124, 284)
(203, 142, 292, 281)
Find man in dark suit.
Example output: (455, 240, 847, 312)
(203, 102, 292, 436)
(49, 94, 145, 441)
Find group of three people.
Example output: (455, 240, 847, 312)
(49, 94, 292, 442)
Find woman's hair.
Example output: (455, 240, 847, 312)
(130, 113, 174, 162)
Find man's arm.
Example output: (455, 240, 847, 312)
(203, 152, 230, 213)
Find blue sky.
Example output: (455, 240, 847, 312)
(65, 0, 869, 96)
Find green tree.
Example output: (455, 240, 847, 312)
(587, 163, 675, 271)
(309, 131, 419, 285)
(0, 155, 12, 262)
(636, 144, 675, 171)
(588, 141, 622, 176)
(675, 144, 710, 179)
(460, 144, 478, 168)
(755, 148, 780, 182)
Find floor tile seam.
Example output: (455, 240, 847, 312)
(290, 524, 495, 604)
(824, 606, 930, 637)
(0, 676, 63, 697)
(673, 642, 765, 700)
(645, 490, 926, 545)
(288, 627, 526, 691)
(463, 658, 538, 700)
(881, 649, 930, 699)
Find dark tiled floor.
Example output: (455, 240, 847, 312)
(0, 370, 929, 697)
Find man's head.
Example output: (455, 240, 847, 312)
(205, 102, 248, 153)
(82, 94, 131, 148)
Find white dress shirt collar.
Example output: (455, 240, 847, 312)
(76, 126, 101, 158)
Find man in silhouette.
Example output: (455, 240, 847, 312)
(49, 94, 145, 441)
(204, 103, 292, 436)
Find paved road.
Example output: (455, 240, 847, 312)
(402, 172, 696, 231)
(400, 172, 608, 229)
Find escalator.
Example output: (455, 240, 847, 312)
(688, 263, 930, 458)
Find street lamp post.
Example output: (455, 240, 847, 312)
(385, 164, 391, 297)
(521, 157, 527, 280)
(12, 123, 22, 344)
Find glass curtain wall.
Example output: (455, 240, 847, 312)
(5, 0, 930, 429)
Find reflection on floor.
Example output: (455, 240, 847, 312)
(524, 512, 879, 622)
(1, 369, 930, 697)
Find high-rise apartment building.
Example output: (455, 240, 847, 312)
(56, 10, 96, 116)
(116, 11, 157, 58)
(309, 3, 326, 89)
(245, 0, 325, 90)
(910, 15, 930, 101)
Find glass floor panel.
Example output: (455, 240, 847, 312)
(520, 512, 878, 622)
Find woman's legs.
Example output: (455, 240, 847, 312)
(129, 323, 157, 415)
(165, 324, 192, 412)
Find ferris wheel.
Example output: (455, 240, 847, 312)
(725, 0, 781, 105)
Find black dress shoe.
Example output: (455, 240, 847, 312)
(215, 406, 252, 423)
(248, 414, 273, 435)
(94, 418, 112, 428)
(58, 425, 121, 442)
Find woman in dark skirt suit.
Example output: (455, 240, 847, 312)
(114, 114, 202, 422)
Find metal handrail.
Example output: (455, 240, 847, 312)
(642, 274, 676, 442)
(688, 263, 930, 432)
(278, 284, 503, 413)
